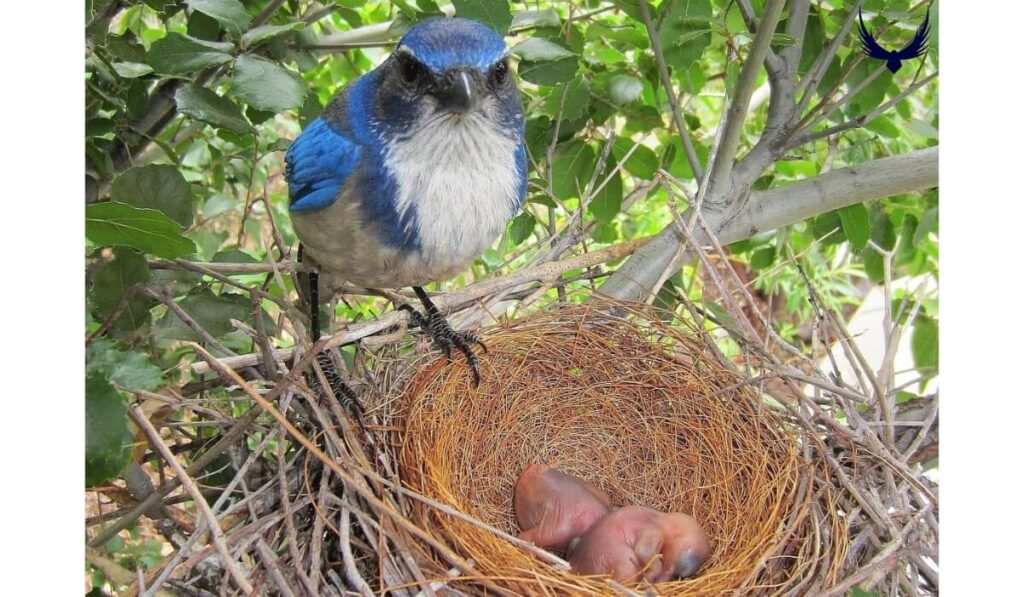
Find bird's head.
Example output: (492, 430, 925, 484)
(370, 17, 522, 136)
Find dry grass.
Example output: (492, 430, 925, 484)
(392, 301, 846, 595)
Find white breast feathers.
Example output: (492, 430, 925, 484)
(384, 110, 521, 275)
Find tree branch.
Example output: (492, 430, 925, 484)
(707, 0, 787, 198)
(596, 146, 938, 302)
(638, 0, 703, 180)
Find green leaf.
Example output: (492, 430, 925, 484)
(556, 78, 591, 122)
(86, 202, 197, 259)
(452, 0, 512, 35)
(185, 0, 251, 37)
(609, 74, 644, 105)
(845, 61, 893, 118)
(865, 115, 901, 138)
(677, 61, 706, 95)
(551, 140, 596, 200)
(519, 57, 578, 86)
(110, 164, 194, 227)
(911, 315, 938, 375)
(175, 83, 254, 134)
(869, 204, 896, 251)
(658, 0, 713, 69)
(750, 247, 776, 270)
(112, 62, 154, 78)
(512, 37, 576, 61)
(863, 247, 885, 284)
(914, 207, 938, 245)
(156, 290, 268, 341)
(230, 55, 306, 113)
(212, 248, 258, 263)
(85, 373, 133, 487)
(589, 156, 623, 225)
(508, 212, 536, 246)
(613, 138, 659, 180)
(240, 22, 305, 49)
(838, 203, 871, 249)
(510, 9, 560, 30)
(90, 248, 156, 334)
(771, 33, 798, 47)
(86, 338, 165, 392)
(146, 33, 234, 75)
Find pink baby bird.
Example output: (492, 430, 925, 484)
(568, 505, 710, 583)
(514, 464, 613, 554)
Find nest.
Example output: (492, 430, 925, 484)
(392, 301, 846, 595)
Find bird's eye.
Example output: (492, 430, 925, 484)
(397, 53, 428, 86)
(488, 58, 509, 88)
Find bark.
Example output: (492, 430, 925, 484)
(597, 146, 938, 302)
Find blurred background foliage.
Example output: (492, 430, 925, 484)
(85, 0, 937, 587)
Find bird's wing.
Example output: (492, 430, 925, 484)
(285, 117, 362, 213)
(858, 9, 893, 60)
(895, 9, 931, 60)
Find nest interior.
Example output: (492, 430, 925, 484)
(394, 302, 846, 595)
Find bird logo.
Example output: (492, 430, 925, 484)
(858, 8, 931, 73)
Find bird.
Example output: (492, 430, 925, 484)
(858, 7, 931, 73)
(513, 464, 613, 555)
(283, 17, 527, 401)
(567, 506, 710, 583)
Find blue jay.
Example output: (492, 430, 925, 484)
(284, 17, 527, 394)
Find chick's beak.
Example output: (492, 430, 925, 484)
(434, 68, 481, 114)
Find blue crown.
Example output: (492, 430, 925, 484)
(397, 17, 507, 72)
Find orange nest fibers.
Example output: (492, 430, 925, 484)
(396, 301, 846, 595)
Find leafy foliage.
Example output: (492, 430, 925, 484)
(84, 1, 938, 583)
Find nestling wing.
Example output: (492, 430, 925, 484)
(858, 9, 892, 60)
(285, 117, 362, 213)
(895, 9, 930, 60)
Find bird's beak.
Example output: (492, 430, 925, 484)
(434, 68, 482, 114)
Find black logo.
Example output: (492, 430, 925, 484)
(858, 8, 931, 73)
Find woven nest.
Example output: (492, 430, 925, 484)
(392, 301, 847, 595)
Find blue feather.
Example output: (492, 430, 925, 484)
(285, 117, 362, 213)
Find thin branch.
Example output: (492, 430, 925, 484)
(129, 405, 255, 594)
(707, 0, 787, 193)
(637, 0, 704, 181)
(787, 71, 938, 148)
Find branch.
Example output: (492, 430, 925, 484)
(787, 71, 938, 148)
(795, 0, 866, 111)
(596, 146, 938, 302)
(735, 0, 785, 77)
(638, 0, 703, 180)
(706, 0, 787, 195)
(190, 237, 649, 374)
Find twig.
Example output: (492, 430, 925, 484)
(637, 0, 703, 180)
(128, 404, 254, 594)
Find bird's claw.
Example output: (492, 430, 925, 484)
(400, 304, 486, 386)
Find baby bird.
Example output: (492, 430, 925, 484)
(513, 464, 612, 554)
(568, 505, 710, 583)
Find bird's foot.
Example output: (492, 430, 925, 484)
(399, 303, 487, 386)
(307, 351, 365, 422)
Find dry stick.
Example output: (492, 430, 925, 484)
(256, 538, 299, 597)
(819, 504, 932, 597)
(192, 237, 650, 374)
(91, 339, 335, 548)
(276, 442, 318, 595)
(341, 499, 376, 597)
(190, 344, 512, 597)
(128, 404, 255, 594)
(307, 468, 333, 593)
